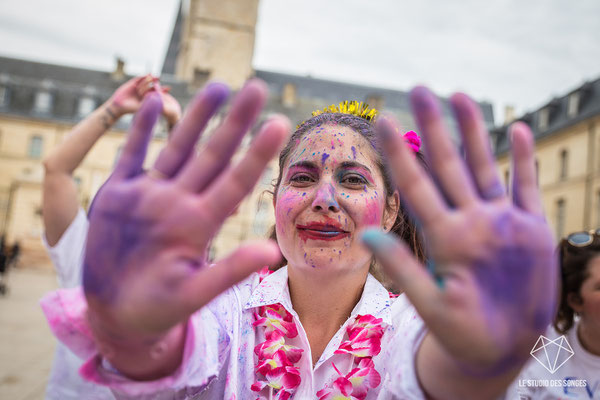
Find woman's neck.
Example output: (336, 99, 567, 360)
(287, 265, 368, 365)
(577, 319, 600, 356)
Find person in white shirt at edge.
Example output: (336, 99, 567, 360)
(40, 78, 558, 399)
(41, 74, 181, 400)
(505, 230, 600, 400)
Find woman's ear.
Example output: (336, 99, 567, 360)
(567, 292, 583, 314)
(383, 191, 400, 232)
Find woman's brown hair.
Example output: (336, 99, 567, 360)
(265, 112, 427, 291)
(554, 234, 600, 334)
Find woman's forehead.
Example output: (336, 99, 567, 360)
(286, 124, 377, 167)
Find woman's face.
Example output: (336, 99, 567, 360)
(275, 123, 397, 275)
(575, 256, 600, 331)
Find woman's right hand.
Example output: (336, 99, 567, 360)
(83, 80, 289, 338)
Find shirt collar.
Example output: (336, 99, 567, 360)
(244, 266, 293, 312)
(244, 266, 393, 325)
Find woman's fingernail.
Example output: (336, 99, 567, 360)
(410, 86, 440, 115)
(426, 259, 445, 289)
(360, 228, 397, 251)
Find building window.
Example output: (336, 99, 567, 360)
(556, 198, 566, 239)
(538, 108, 549, 131)
(567, 92, 580, 118)
(28, 135, 43, 158)
(253, 199, 271, 236)
(193, 68, 211, 87)
(34, 91, 52, 114)
(559, 149, 568, 180)
(0, 86, 7, 107)
(114, 145, 123, 168)
(261, 166, 273, 187)
(366, 94, 384, 110)
(77, 96, 96, 117)
(282, 83, 297, 108)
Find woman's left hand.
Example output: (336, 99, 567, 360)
(362, 88, 557, 378)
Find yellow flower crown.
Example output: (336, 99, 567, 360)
(311, 100, 378, 122)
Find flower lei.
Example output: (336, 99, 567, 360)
(250, 269, 385, 400)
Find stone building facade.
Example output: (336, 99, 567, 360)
(492, 78, 600, 239)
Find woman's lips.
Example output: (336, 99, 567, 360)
(296, 223, 350, 241)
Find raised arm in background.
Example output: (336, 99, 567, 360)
(42, 75, 181, 246)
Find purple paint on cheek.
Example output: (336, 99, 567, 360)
(331, 140, 335, 150)
(351, 146, 357, 160)
(321, 152, 330, 165)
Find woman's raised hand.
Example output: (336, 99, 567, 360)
(363, 88, 557, 378)
(83, 80, 289, 336)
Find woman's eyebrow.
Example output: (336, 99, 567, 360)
(338, 161, 372, 174)
(337, 161, 375, 183)
(285, 161, 320, 180)
(288, 160, 319, 171)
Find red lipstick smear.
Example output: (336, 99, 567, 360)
(296, 217, 350, 242)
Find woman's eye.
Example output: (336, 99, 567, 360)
(342, 174, 367, 185)
(290, 174, 314, 184)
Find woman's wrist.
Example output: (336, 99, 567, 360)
(86, 307, 187, 380)
(99, 102, 121, 130)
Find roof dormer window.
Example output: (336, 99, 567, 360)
(77, 96, 96, 117)
(0, 85, 7, 108)
(34, 91, 52, 114)
(538, 108, 550, 131)
(567, 92, 580, 118)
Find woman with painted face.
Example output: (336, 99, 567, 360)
(42, 79, 557, 399)
(506, 231, 600, 400)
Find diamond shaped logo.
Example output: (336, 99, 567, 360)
(530, 335, 574, 373)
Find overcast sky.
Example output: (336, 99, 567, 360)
(1, 0, 598, 124)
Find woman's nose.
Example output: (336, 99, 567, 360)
(311, 183, 340, 213)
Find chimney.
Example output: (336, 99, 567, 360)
(111, 57, 126, 81)
(504, 105, 515, 125)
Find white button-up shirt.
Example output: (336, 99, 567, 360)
(42, 266, 427, 399)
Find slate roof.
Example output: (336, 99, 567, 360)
(491, 77, 600, 156)
(0, 54, 495, 144)
(0, 56, 192, 132)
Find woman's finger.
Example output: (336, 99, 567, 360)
(151, 82, 229, 178)
(175, 79, 268, 192)
(112, 93, 162, 180)
(200, 116, 290, 227)
(178, 240, 282, 313)
(376, 116, 447, 228)
(450, 93, 506, 201)
(510, 122, 544, 216)
(361, 229, 442, 321)
(410, 87, 479, 208)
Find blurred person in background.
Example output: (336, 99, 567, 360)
(0, 235, 7, 296)
(7, 241, 21, 269)
(506, 230, 600, 399)
(41, 74, 181, 400)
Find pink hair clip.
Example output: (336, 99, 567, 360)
(403, 130, 421, 152)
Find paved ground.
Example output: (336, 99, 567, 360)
(0, 267, 58, 400)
